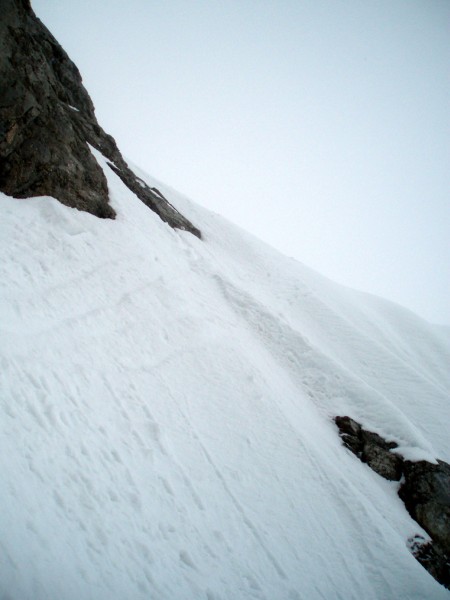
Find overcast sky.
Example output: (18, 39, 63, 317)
(32, 0, 449, 324)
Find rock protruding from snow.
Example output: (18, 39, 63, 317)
(408, 535, 450, 590)
(400, 460, 450, 554)
(0, 0, 200, 237)
(334, 416, 403, 480)
(335, 416, 450, 589)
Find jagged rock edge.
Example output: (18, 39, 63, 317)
(0, 0, 201, 238)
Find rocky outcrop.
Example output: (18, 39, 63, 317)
(335, 416, 450, 589)
(334, 415, 403, 480)
(400, 460, 450, 555)
(0, 0, 200, 237)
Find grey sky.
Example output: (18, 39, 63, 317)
(32, 0, 450, 324)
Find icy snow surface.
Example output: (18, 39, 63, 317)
(1, 151, 450, 599)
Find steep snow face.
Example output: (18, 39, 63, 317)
(1, 154, 449, 600)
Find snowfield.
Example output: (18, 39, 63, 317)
(1, 152, 449, 599)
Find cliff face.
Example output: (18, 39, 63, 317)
(0, 0, 200, 236)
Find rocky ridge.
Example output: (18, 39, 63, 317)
(335, 416, 450, 589)
(0, 0, 200, 237)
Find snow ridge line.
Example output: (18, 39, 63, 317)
(210, 272, 436, 456)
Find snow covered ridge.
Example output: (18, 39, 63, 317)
(1, 154, 450, 599)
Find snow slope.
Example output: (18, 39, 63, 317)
(1, 152, 450, 599)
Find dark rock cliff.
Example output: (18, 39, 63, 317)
(0, 0, 201, 237)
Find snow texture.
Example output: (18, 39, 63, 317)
(1, 150, 450, 599)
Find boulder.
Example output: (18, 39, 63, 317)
(400, 460, 450, 554)
(334, 416, 402, 481)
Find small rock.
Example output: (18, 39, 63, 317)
(334, 415, 361, 437)
(334, 416, 363, 456)
(360, 441, 403, 481)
